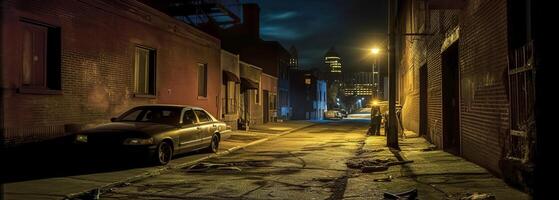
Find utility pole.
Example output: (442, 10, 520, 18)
(387, 0, 399, 149)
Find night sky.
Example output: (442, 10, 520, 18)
(248, 0, 388, 72)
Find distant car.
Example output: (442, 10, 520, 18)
(324, 110, 343, 119)
(73, 104, 230, 165)
(339, 109, 348, 118)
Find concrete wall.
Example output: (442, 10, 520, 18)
(1, 0, 220, 145)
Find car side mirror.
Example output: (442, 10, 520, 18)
(110, 117, 118, 122)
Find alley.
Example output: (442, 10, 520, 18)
(96, 119, 528, 200)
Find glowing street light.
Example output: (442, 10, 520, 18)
(370, 48, 380, 55)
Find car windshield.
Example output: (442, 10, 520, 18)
(117, 106, 182, 125)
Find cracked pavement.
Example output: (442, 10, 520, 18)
(100, 120, 368, 200)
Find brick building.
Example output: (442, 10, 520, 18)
(394, 0, 536, 191)
(0, 0, 221, 146)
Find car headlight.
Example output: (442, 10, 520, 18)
(123, 138, 154, 145)
(75, 134, 88, 143)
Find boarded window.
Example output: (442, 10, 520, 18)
(134, 47, 156, 95)
(198, 63, 207, 97)
(21, 20, 61, 90)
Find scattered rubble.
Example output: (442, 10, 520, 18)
(384, 188, 418, 200)
(346, 158, 413, 173)
(373, 175, 393, 182)
(362, 165, 388, 173)
(460, 193, 496, 200)
(185, 162, 242, 173)
(421, 145, 437, 152)
(346, 158, 394, 169)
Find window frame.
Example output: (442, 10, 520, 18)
(197, 63, 208, 98)
(18, 19, 62, 95)
(134, 45, 157, 97)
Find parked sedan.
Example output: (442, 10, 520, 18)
(74, 104, 230, 165)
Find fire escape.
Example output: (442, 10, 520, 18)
(165, 0, 241, 28)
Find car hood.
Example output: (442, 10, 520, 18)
(80, 122, 177, 137)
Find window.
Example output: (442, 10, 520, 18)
(20, 20, 61, 91)
(183, 109, 197, 125)
(194, 110, 212, 122)
(134, 46, 156, 95)
(198, 63, 208, 97)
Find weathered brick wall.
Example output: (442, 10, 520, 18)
(399, 0, 510, 175)
(458, 0, 509, 174)
(1, 0, 220, 145)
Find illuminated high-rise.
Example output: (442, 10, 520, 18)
(324, 47, 342, 73)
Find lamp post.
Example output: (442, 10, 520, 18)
(370, 48, 380, 100)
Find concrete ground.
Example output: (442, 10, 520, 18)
(99, 120, 528, 200)
(2, 119, 529, 200)
(1, 121, 314, 200)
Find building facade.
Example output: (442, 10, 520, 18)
(394, 0, 537, 191)
(0, 0, 221, 146)
(239, 61, 262, 127)
(290, 69, 326, 120)
(220, 50, 241, 130)
(261, 73, 278, 123)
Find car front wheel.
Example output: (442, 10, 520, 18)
(204, 134, 220, 153)
(154, 141, 173, 165)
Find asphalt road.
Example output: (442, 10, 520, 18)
(101, 119, 370, 200)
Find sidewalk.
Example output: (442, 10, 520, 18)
(343, 135, 530, 200)
(3, 120, 316, 200)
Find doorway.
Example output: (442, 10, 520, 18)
(419, 64, 428, 139)
(442, 42, 460, 155)
(263, 90, 269, 123)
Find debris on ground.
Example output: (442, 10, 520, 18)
(347, 158, 413, 173)
(185, 162, 242, 173)
(460, 193, 496, 200)
(384, 188, 418, 200)
(385, 160, 414, 166)
(421, 145, 437, 152)
(346, 158, 394, 169)
(362, 165, 388, 173)
(373, 175, 393, 182)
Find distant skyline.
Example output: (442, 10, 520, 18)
(247, 0, 388, 73)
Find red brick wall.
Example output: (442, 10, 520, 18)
(458, 0, 509, 174)
(1, 0, 220, 145)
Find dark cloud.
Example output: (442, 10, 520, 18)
(248, 0, 388, 72)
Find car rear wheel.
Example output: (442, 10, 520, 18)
(154, 141, 173, 165)
(204, 134, 219, 153)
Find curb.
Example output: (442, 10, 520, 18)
(63, 122, 317, 200)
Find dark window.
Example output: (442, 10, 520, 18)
(21, 20, 61, 91)
(135, 46, 156, 95)
(183, 110, 197, 125)
(194, 110, 211, 122)
(198, 63, 207, 97)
